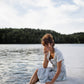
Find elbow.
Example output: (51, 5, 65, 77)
(43, 65, 47, 68)
(57, 69, 61, 75)
(43, 63, 47, 68)
(59, 70, 61, 74)
(43, 66, 47, 68)
(59, 69, 61, 73)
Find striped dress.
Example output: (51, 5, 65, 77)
(37, 47, 66, 83)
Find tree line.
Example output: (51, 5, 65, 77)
(0, 28, 84, 44)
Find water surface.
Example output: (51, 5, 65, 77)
(0, 44, 84, 84)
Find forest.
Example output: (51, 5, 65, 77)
(0, 28, 84, 44)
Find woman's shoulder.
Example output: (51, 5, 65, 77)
(54, 47, 63, 55)
(54, 47, 64, 61)
(54, 47, 61, 53)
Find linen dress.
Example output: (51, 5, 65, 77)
(37, 47, 66, 83)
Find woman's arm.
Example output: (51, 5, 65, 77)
(43, 47, 49, 68)
(51, 60, 62, 83)
(46, 61, 62, 84)
(43, 54, 49, 68)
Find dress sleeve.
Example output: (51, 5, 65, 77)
(56, 49, 63, 62)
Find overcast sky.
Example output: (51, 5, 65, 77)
(0, 0, 84, 34)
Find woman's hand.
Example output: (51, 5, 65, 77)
(44, 47, 49, 56)
(45, 81, 54, 84)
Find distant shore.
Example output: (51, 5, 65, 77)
(0, 28, 84, 44)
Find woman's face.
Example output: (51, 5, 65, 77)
(44, 43, 53, 51)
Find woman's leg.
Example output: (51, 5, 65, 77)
(29, 69, 39, 84)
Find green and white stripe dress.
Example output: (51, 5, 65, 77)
(37, 47, 66, 83)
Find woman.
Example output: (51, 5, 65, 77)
(29, 33, 66, 84)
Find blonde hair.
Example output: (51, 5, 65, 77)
(41, 33, 55, 46)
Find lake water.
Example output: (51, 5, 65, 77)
(0, 44, 84, 84)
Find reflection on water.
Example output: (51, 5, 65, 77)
(0, 44, 84, 84)
(0, 44, 43, 84)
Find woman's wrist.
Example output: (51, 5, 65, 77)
(51, 78, 56, 83)
(48, 81, 54, 84)
(51, 80, 55, 83)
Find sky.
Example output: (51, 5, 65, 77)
(0, 0, 84, 34)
